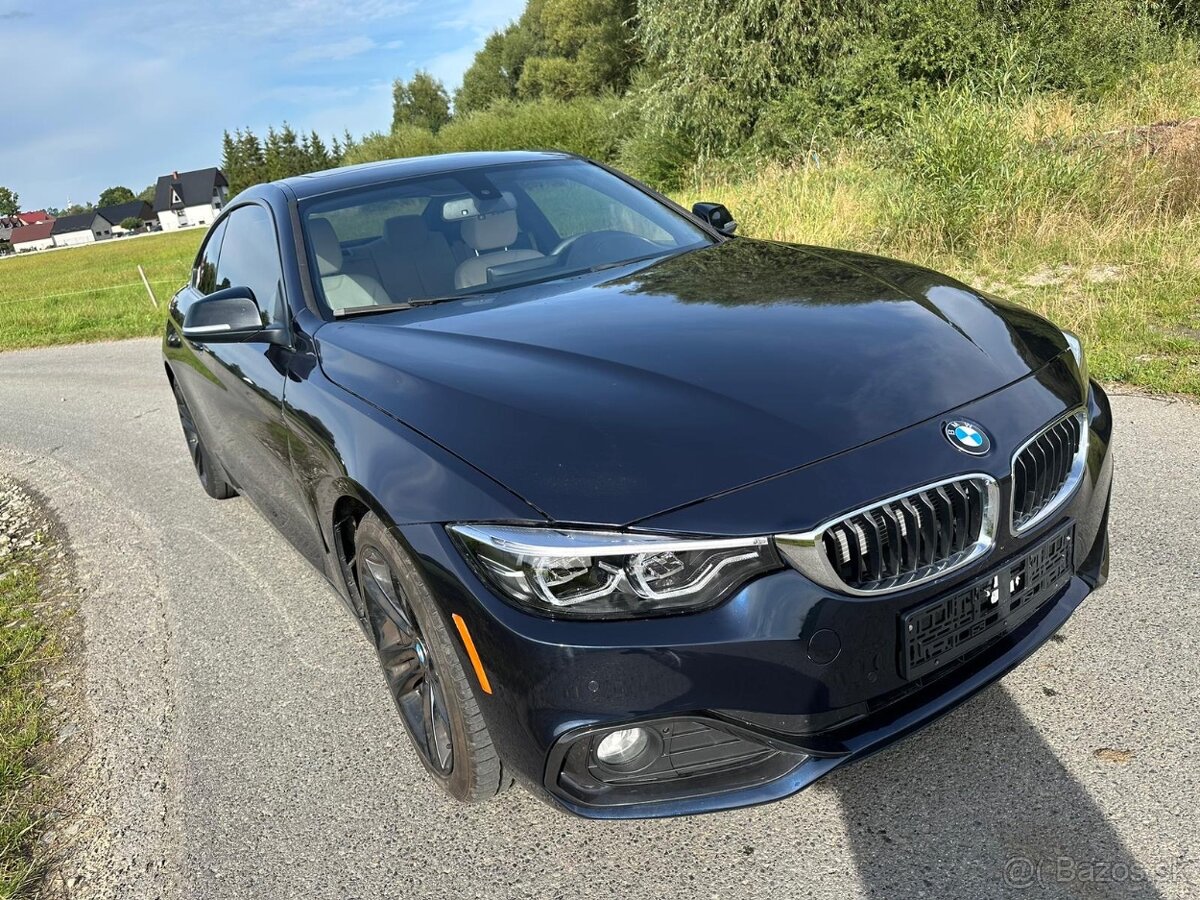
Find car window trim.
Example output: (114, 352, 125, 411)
(198, 199, 296, 344)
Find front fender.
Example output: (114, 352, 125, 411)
(283, 365, 544, 562)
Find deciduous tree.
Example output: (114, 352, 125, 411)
(455, 0, 636, 111)
(392, 72, 451, 133)
(98, 186, 136, 207)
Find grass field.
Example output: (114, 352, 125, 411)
(0, 231, 201, 352)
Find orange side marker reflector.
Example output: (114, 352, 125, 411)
(451, 613, 493, 694)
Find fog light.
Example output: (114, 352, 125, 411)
(595, 727, 650, 766)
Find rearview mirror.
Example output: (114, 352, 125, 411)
(181, 287, 286, 345)
(692, 202, 737, 235)
(443, 191, 517, 221)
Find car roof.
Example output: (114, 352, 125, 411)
(271, 150, 581, 201)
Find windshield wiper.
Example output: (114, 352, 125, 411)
(584, 249, 674, 274)
(408, 293, 474, 307)
(333, 292, 490, 318)
(332, 301, 414, 319)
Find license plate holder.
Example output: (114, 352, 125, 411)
(901, 523, 1074, 680)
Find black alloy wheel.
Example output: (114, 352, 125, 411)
(351, 513, 507, 802)
(360, 545, 453, 774)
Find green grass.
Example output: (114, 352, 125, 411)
(0, 231, 201, 352)
(0, 534, 56, 896)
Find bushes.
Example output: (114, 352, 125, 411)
(635, 0, 1181, 160)
(343, 125, 441, 166)
(345, 97, 629, 167)
(438, 96, 628, 160)
(1005, 0, 1169, 96)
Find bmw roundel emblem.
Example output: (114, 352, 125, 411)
(944, 419, 991, 455)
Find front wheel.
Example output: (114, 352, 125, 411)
(353, 513, 507, 803)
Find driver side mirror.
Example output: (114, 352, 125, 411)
(692, 202, 737, 235)
(181, 286, 286, 345)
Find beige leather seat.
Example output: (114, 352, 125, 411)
(309, 218, 391, 311)
(454, 210, 544, 290)
(369, 215, 457, 299)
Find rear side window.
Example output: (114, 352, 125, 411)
(212, 205, 285, 323)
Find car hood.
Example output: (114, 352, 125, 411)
(316, 239, 1067, 526)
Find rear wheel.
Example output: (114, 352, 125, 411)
(353, 513, 506, 802)
(171, 382, 236, 500)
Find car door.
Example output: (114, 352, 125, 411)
(176, 203, 322, 560)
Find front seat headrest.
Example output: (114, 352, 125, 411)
(309, 218, 343, 276)
(461, 210, 519, 253)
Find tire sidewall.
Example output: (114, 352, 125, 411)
(354, 514, 486, 801)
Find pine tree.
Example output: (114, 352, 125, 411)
(264, 126, 283, 181)
(221, 130, 244, 194)
(237, 129, 266, 188)
(308, 131, 333, 170)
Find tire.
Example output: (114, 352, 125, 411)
(353, 513, 507, 803)
(171, 382, 237, 500)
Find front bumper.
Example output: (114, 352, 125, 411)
(400, 378, 1113, 818)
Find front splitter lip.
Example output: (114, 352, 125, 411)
(545, 575, 1092, 819)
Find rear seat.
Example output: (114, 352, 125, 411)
(366, 216, 457, 300)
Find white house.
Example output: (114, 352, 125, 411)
(97, 200, 156, 235)
(154, 168, 229, 231)
(51, 212, 110, 246)
(10, 220, 55, 252)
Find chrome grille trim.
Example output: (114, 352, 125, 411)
(776, 474, 999, 596)
(1010, 407, 1089, 535)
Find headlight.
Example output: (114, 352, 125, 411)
(448, 524, 781, 619)
(1062, 329, 1088, 386)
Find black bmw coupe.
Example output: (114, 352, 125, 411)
(164, 151, 1113, 818)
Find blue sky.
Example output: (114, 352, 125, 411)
(1, 0, 526, 210)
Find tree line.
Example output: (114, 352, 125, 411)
(0, 184, 158, 219)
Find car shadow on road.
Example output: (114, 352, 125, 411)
(826, 685, 1167, 899)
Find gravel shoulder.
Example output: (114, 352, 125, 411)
(0, 338, 1197, 899)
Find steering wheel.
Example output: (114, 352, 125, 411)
(551, 230, 662, 264)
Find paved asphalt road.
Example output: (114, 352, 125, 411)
(0, 338, 1196, 899)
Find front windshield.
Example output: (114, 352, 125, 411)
(300, 159, 713, 314)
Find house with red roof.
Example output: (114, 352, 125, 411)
(17, 210, 52, 226)
(10, 219, 56, 252)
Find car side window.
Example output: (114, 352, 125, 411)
(212, 205, 286, 324)
(195, 219, 228, 295)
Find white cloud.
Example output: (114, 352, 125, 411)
(289, 35, 377, 64)
(3, 0, 530, 207)
(434, 0, 524, 32)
